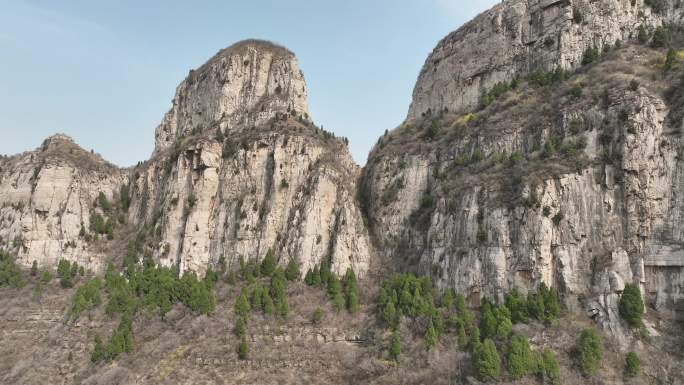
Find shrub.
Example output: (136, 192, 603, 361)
(651, 26, 671, 48)
(582, 46, 600, 65)
(0, 250, 24, 288)
(578, 328, 604, 376)
(389, 331, 401, 361)
(31, 260, 38, 276)
(664, 48, 677, 72)
(570, 85, 583, 99)
(539, 348, 561, 385)
(619, 283, 644, 328)
(312, 307, 325, 324)
(625, 351, 641, 377)
(507, 335, 535, 379)
(473, 338, 501, 381)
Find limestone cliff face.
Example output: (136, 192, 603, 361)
(407, 0, 682, 121)
(0, 134, 126, 272)
(131, 41, 370, 277)
(154, 40, 308, 153)
(363, 42, 684, 334)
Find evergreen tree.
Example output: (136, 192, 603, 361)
(455, 293, 467, 315)
(382, 299, 397, 327)
(625, 351, 641, 378)
(619, 283, 644, 328)
(424, 320, 438, 350)
(540, 283, 560, 321)
(91, 334, 106, 363)
(30, 260, 38, 276)
(343, 267, 359, 313)
(469, 324, 481, 350)
(495, 307, 513, 339)
(441, 288, 455, 309)
(304, 268, 314, 285)
(347, 290, 359, 314)
(578, 328, 604, 376)
(237, 335, 249, 360)
(311, 265, 322, 285)
(285, 258, 300, 281)
(481, 303, 497, 339)
(507, 334, 535, 379)
(332, 292, 345, 312)
(263, 291, 275, 316)
(260, 249, 277, 276)
(278, 297, 289, 317)
(235, 291, 251, 318)
(473, 338, 501, 381)
(505, 288, 528, 323)
(539, 348, 561, 385)
(234, 317, 246, 336)
(389, 331, 401, 361)
(319, 262, 331, 286)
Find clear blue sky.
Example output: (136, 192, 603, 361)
(0, 0, 498, 166)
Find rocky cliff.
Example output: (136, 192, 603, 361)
(0, 134, 126, 273)
(364, 3, 684, 338)
(129, 40, 370, 277)
(408, 0, 683, 120)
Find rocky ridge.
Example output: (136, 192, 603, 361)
(408, 0, 683, 120)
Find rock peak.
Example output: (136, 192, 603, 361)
(154, 39, 308, 153)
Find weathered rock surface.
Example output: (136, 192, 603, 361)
(130, 40, 370, 277)
(364, 41, 684, 338)
(408, 0, 683, 120)
(154, 40, 308, 153)
(0, 134, 126, 272)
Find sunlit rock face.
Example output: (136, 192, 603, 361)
(130, 40, 371, 278)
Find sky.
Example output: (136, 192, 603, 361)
(0, 0, 498, 166)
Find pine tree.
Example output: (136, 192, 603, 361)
(234, 317, 246, 336)
(237, 335, 249, 360)
(260, 249, 276, 276)
(480, 303, 497, 339)
(91, 334, 106, 363)
(507, 334, 535, 379)
(30, 260, 38, 276)
(285, 258, 300, 281)
(382, 299, 397, 327)
(312, 265, 322, 285)
(539, 348, 561, 385)
(578, 328, 604, 376)
(319, 262, 330, 286)
(347, 290, 359, 314)
(278, 297, 289, 317)
(505, 288, 528, 323)
(263, 291, 275, 316)
(473, 338, 501, 381)
(495, 307, 513, 339)
(235, 291, 251, 318)
(304, 268, 314, 285)
(332, 292, 345, 312)
(424, 320, 438, 350)
(389, 331, 401, 361)
(619, 283, 644, 328)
